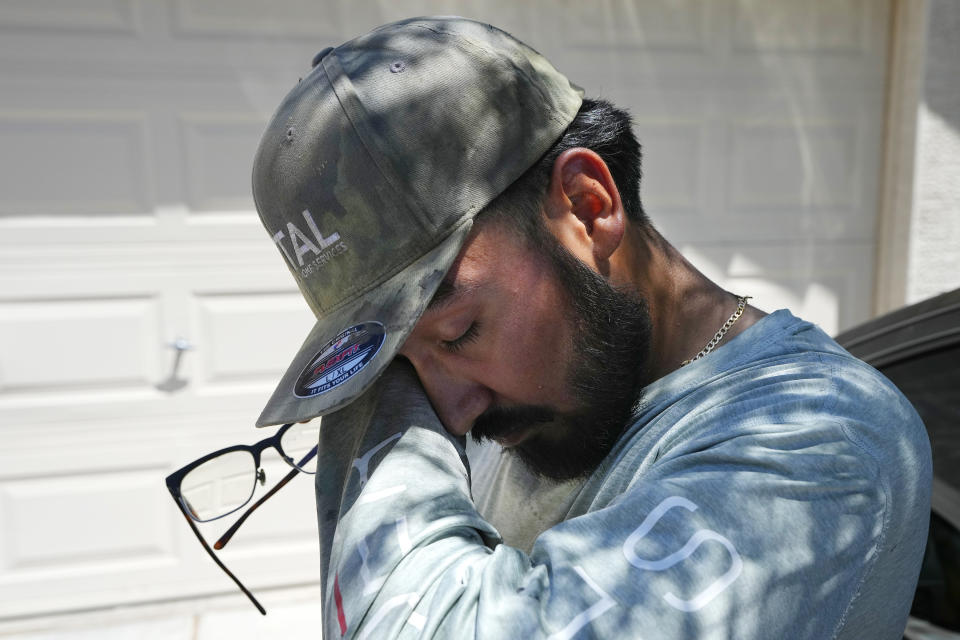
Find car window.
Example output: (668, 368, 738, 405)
(878, 344, 960, 633)
(880, 344, 960, 494)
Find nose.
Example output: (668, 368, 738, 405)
(397, 344, 492, 437)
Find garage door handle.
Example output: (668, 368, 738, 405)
(156, 337, 194, 393)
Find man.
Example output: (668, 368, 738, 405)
(251, 17, 931, 639)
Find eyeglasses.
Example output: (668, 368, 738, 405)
(164, 422, 319, 614)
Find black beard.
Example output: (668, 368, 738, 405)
(471, 238, 652, 481)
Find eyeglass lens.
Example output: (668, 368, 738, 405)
(180, 450, 257, 522)
(179, 422, 320, 522)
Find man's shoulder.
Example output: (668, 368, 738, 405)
(721, 318, 928, 459)
(690, 310, 922, 433)
(609, 311, 930, 497)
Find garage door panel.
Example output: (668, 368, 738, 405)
(0, 296, 162, 395)
(0, 254, 311, 419)
(0, 0, 138, 35)
(561, 0, 711, 52)
(1, 412, 288, 482)
(633, 119, 707, 216)
(726, 121, 860, 211)
(179, 114, 267, 214)
(0, 1, 332, 73)
(171, 0, 341, 39)
(0, 112, 151, 217)
(732, 0, 872, 54)
(0, 213, 272, 247)
(0, 468, 175, 574)
(0, 417, 319, 617)
(193, 291, 315, 388)
(627, 85, 882, 244)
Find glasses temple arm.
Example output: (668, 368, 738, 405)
(214, 465, 300, 550)
(176, 505, 266, 615)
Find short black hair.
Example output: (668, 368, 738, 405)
(480, 98, 648, 239)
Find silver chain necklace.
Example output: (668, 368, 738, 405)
(680, 296, 751, 367)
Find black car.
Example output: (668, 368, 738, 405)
(835, 288, 960, 639)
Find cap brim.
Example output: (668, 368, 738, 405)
(256, 220, 473, 427)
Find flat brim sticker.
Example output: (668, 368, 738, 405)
(294, 321, 385, 398)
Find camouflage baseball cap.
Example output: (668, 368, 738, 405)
(252, 16, 582, 427)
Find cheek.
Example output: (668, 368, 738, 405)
(491, 282, 576, 408)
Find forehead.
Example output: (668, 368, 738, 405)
(449, 221, 530, 279)
(426, 221, 540, 309)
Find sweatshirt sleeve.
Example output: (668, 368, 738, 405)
(312, 359, 909, 639)
(316, 359, 628, 639)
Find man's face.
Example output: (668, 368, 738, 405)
(398, 219, 651, 480)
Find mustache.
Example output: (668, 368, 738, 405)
(470, 405, 556, 444)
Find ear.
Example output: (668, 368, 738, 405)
(544, 148, 626, 268)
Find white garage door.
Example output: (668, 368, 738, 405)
(0, 0, 890, 621)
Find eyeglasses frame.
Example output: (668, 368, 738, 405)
(164, 422, 318, 615)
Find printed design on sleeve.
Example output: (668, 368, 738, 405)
(622, 496, 743, 612)
(334, 573, 348, 636)
(351, 432, 403, 491)
(331, 433, 416, 636)
(547, 566, 616, 640)
(357, 593, 423, 640)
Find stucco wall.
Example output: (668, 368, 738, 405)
(906, 0, 960, 304)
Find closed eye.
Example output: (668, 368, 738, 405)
(442, 322, 480, 353)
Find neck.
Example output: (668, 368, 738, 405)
(612, 225, 765, 383)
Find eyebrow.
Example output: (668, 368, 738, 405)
(426, 279, 481, 312)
